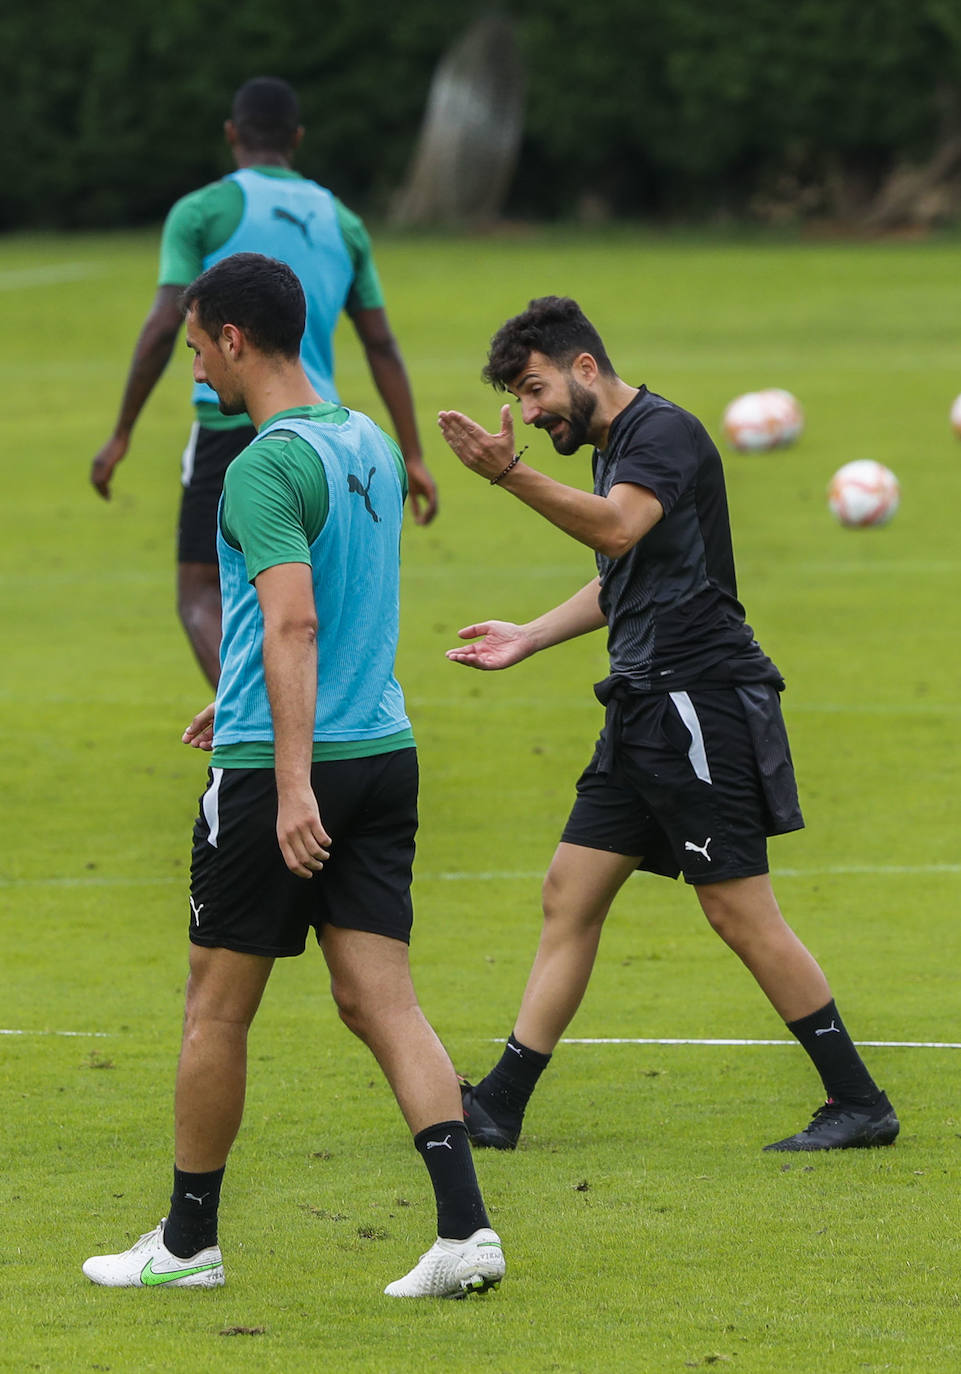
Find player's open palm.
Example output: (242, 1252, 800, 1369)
(446, 620, 534, 671)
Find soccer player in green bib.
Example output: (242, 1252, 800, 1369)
(82, 252, 503, 1299)
(88, 77, 436, 687)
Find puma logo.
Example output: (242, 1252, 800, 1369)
(684, 837, 712, 861)
(815, 1021, 841, 1036)
(425, 1135, 452, 1150)
(185, 1191, 210, 1205)
(347, 467, 380, 522)
(272, 206, 316, 245)
(189, 897, 204, 925)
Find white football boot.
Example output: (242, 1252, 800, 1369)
(82, 1220, 224, 1288)
(384, 1228, 504, 1298)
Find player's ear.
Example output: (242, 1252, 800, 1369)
(224, 119, 237, 147)
(572, 352, 598, 385)
(221, 322, 244, 356)
(291, 126, 305, 152)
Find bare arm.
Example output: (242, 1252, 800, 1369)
(438, 404, 663, 558)
(90, 285, 185, 500)
(350, 306, 438, 525)
(256, 562, 331, 879)
(446, 577, 605, 671)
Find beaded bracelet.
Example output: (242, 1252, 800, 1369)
(490, 446, 528, 485)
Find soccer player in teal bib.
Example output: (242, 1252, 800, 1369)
(82, 253, 503, 1299)
(88, 77, 437, 688)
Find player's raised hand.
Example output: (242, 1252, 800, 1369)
(182, 702, 216, 750)
(446, 620, 535, 671)
(438, 405, 516, 481)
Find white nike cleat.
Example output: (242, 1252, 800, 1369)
(82, 1220, 224, 1288)
(384, 1227, 505, 1298)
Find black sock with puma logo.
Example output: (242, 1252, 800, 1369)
(414, 1120, 489, 1240)
(475, 1033, 552, 1127)
(163, 1165, 225, 1258)
(786, 999, 881, 1105)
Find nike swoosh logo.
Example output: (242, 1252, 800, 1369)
(140, 1256, 221, 1286)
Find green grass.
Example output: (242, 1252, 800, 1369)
(1, 224, 960, 1372)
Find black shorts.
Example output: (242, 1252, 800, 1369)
(560, 684, 803, 885)
(188, 750, 418, 957)
(177, 422, 256, 564)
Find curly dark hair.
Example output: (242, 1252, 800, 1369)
(181, 252, 305, 357)
(482, 296, 616, 390)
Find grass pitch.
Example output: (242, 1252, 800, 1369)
(1, 225, 960, 1372)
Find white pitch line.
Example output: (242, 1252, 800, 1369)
(403, 562, 587, 582)
(419, 863, 961, 881)
(428, 870, 545, 882)
(0, 876, 182, 889)
(1, 683, 954, 714)
(761, 560, 961, 576)
(0, 262, 102, 290)
(2, 863, 960, 891)
(560, 1038, 961, 1049)
(773, 863, 961, 877)
(404, 697, 960, 716)
(6, 1029, 956, 1046)
(786, 702, 961, 715)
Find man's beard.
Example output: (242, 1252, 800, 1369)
(536, 379, 597, 454)
(217, 392, 248, 417)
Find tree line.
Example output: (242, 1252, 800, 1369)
(2, 0, 960, 230)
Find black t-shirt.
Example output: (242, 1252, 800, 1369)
(592, 386, 783, 695)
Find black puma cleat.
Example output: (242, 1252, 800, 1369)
(458, 1076, 521, 1150)
(763, 1092, 900, 1152)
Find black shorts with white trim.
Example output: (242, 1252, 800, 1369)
(177, 422, 256, 564)
(188, 749, 418, 956)
(560, 684, 803, 884)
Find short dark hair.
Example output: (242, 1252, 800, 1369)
(181, 253, 306, 357)
(231, 76, 300, 153)
(482, 296, 616, 390)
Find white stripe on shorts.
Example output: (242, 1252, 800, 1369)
(202, 767, 224, 848)
(669, 691, 713, 784)
(180, 421, 200, 488)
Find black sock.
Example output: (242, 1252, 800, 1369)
(477, 1033, 551, 1125)
(414, 1120, 490, 1241)
(786, 999, 881, 1105)
(163, 1165, 225, 1259)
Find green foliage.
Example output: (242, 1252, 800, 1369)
(3, 1, 961, 226)
(516, 0, 961, 216)
(2, 224, 961, 1369)
(0, 0, 461, 228)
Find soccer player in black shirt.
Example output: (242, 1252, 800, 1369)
(438, 295, 897, 1154)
